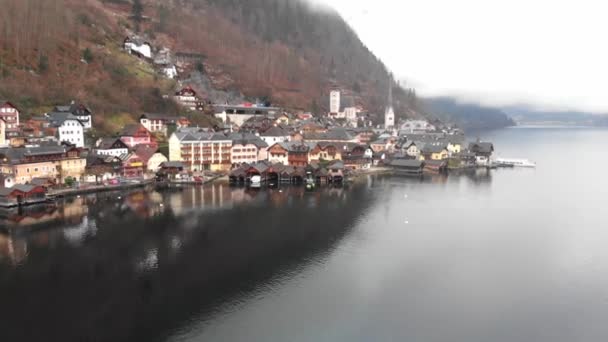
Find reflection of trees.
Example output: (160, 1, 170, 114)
(0, 184, 376, 342)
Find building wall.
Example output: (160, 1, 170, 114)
(0, 104, 20, 128)
(59, 158, 86, 182)
(95, 148, 129, 157)
(147, 153, 168, 173)
(140, 118, 167, 135)
(231, 144, 259, 165)
(261, 135, 289, 146)
(0, 119, 5, 147)
(174, 139, 232, 171)
(59, 120, 84, 148)
(330, 90, 341, 114)
(168, 134, 182, 162)
(12, 162, 58, 184)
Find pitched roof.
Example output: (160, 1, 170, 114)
(132, 145, 160, 163)
(46, 112, 83, 127)
(120, 124, 149, 136)
(97, 138, 129, 150)
(422, 144, 448, 154)
(389, 159, 424, 168)
(468, 142, 494, 154)
(261, 126, 290, 137)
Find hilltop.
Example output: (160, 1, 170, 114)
(0, 0, 424, 134)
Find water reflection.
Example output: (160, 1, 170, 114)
(0, 181, 380, 341)
(0, 171, 496, 342)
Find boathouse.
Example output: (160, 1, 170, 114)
(0, 185, 47, 207)
(388, 159, 425, 176)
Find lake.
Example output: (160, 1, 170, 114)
(1, 126, 607, 342)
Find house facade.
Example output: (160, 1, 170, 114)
(95, 138, 130, 157)
(0, 101, 20, 138)
(139, 113, 186, 136)
(47, 113, 85, 148)
(169, 130, 232, 171)
(120, 124, 156, 148)
(174, 86, 203, 111)
(0, 145, 86, 184)
(267, 143, 289, 166)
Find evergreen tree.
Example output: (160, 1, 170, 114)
(132, 0, 144, 32)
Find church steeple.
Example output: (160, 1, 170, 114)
(385, 78, 395, 129)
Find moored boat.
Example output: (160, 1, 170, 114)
(494, 158, 536, 168)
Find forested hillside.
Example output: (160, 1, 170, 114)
(0, 0, 423, 133)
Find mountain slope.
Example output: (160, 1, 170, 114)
(423, 97, 515, 131)
(0, 0, 424, 134)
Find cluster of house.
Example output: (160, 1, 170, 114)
(0, 100, 191, 192)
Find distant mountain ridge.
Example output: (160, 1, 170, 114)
(503, 106, 608, 126)
(423, 97, 516, 131)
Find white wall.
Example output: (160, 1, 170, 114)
(59, 120, 84, 148)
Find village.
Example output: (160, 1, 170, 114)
(0, 34, 496, 208)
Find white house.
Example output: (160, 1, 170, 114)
(329, 90, 341, 114)
(47, 113, 84, 148)
(259, 126, 291, 146)
(95, 138, 130, 157)
(124, 37, 152, 59)
(52, 103, 93, 130)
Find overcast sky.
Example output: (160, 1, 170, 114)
(315, 0, 608, 113)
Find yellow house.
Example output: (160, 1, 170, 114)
(420, 145, 449, 161)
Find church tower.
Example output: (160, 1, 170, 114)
(384, 80, 395, 129)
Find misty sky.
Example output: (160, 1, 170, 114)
(317, 0, 608, 113)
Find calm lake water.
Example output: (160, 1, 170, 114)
(1, 126, 607, 342)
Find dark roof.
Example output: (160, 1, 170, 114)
(261, 126, 290, 137)
(46, 112, 83, 127)
(53, 103, 92, 117)
(120, 124, 148, 136)
(422, 144, 448, 154)
(140, 113, 180, 121)
(133, 145, 160, 162)
(468, 142, 494, 154)
(97, 138, 129, 150)
(389, 159, 424, 168)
